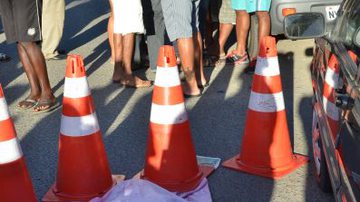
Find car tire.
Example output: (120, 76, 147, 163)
(312, 110, 333, 193)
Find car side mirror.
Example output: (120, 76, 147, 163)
(353, 27, 360, 48)
(284, 12, 326, 39)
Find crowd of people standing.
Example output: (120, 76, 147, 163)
(0, 0, 271, 112)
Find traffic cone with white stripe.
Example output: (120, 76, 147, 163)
(43, 55, 124, 202)
(222, 36, 309, 179)
(142, 45, 203, 192)
(0, 84, 37, 202)
(323, 55, 340, 140)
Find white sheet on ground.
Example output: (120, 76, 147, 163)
(90, 178, 211, 202)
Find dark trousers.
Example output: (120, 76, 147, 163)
(142, 0, 170, 71)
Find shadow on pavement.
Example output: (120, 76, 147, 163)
(187, 62, 274, 202)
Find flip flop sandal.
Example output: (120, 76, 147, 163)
(184, 92, 202, 98)
(17, 98, 38, 110)
(226, 52, 249, 65)
(0, 53, 11, 63)
(33, 99, 61, 113)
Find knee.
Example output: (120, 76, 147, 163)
(235, 10, 248, 17)
(18, 41, 36, 50)
(256, 11, 270, 21)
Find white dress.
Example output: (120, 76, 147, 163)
(112, 0, 144, 35)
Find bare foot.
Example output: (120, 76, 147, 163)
(120, 76, 152, 88)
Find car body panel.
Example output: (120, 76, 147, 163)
(300, 0, 360, 199)
(312, 39, 360, 201)
(270, 0, 342, 35)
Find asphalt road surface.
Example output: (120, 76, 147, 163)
(0, 1, 334, 201)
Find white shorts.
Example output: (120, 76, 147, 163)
(112, 0, 144, 35)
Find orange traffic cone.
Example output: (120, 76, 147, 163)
(0, 84, 37, 202)
(322, 55, 340, 140)
(222, 36, 309, 179)
(142, 45, 203, 192)
(43, 55, 124, 202)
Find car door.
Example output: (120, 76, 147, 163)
(327, 0, 360, 200)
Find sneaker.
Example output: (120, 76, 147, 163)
(226, 52, 249, 65)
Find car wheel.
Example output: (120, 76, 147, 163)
(312, 109, 333, 193)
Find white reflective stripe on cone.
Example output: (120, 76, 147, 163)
(255, 57, 280, 77)
(323, 96, 339, 121)
(154, 66, 181, 87)
(0, 138, 22, 164)
(324, 68, 339, 88)
(248, 91, 285, 112)
(0, 97, 10, 121)
(150, 103, 188, 125)
(63, 77, 91, 98)
(60, 112, 100, 137)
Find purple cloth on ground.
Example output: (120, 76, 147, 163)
(90, 178, 211, 202)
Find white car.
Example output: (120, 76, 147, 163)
(248, 0, 342, 58)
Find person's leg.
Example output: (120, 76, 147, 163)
(177, 38, 201, 96)
(121, 33, 151, 87)
(256, 11, 270, 53)
(192, 0, 206, 87)
(41, 0, 65, 59)
(18, 42, 55, 111)
(218, 23, 233, 56)
(143, 0, 169, 72)
(234, 10, 249, 56)
(113, 33, 123, 82)
(225, 9, 249, 64)
(108, 0, 115, 63)
(194, 31, 207, 87)
(245, 11, 270, 73)
(218, 0, 236, 56)
(121, 33, 135, 78)
(162, 0, 200, 96)
(17, 43, 41, 108)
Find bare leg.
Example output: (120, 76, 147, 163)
(218, 23, 234, 56)
(193, 32, 207, 86)
(17, 43, 41, 107)
(234, 10, 250, 55)
(113, 33, 123, 82)
(108, 0, 115, 63)
(177, 38, 201, 96)
(122, 33, 135, 77)
(115, 33, 151, 87)
(256, 11, 270, 54)
(17, 42, 55, 111)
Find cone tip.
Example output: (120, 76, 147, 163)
(259, 36, 277, 57)
(66, 54, 86, 78)
(157, 45, 177, 68)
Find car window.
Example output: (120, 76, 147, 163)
(331, 0, 360, 48)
